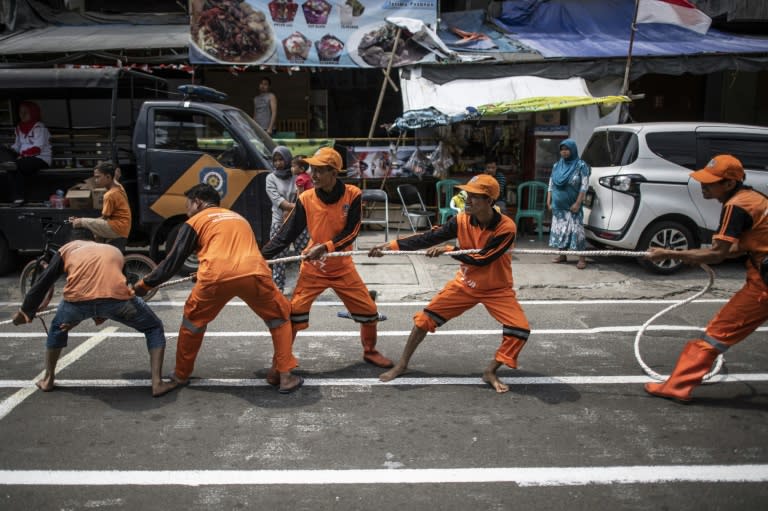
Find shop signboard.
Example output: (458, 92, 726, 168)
(189, 0, 438, 68)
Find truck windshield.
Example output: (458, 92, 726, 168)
(225, 109, 275, 162)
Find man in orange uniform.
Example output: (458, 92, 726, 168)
(261, 147, 393, 382)
(645, 154, 768, 402)
(12, 228, 167, 397)
(134, 184, 302, 395)
(70, 162, 131, 252)
(369, 174, 529, 393)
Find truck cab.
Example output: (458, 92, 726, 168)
(0, 69, 275, 274)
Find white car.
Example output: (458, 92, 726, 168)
(582, 122, 768, 273)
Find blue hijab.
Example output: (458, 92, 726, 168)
(551, 139, 581, 187)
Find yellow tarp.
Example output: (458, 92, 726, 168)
(478, 95, 630, 116)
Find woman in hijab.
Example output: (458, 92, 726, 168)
(546, 139, 591, 269)
(264, 145, 309, 293)
(9, 101, 52, 206)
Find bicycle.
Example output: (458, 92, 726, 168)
(19, 219, 159, 304)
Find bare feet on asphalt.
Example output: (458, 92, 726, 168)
(35, 377, 54, 392)
(379, 364, 406, 382)
(482, 370, 509, 393)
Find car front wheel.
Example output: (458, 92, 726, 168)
(637, 221, 696, 274)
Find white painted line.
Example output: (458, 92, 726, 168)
(3, 325, 767, 339)
(1, 464, 767, 486)
(1, 373, 766, 389)
(0, 327, 118, 420)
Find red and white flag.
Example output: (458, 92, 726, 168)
(636, 0, 711, 34)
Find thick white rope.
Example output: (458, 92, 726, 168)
(4, 247, 722, 382)
(633, 263, 723, 382)
(0, 307, 57, 326)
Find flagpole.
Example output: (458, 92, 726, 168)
(621, 0, 640, 96)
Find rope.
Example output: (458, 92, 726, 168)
(633, 263, 724, 382)
(0, 307, 57, 327)
(5, 247, 723, 383)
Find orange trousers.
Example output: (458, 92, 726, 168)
(702, 268, 768, 351)
(290, 267, 378, 330)
(414, 279, 531, 368)
(175, 274, 296, 380)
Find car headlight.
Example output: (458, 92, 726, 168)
(598, 174, 645, 195)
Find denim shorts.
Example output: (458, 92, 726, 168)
(47, 297, 165, 350)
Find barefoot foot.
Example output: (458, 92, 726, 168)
(482, 371, 509, 393)
(152, 376, 189, 397)
(379, 365, 406, 382)
(35, 377, 55, 392)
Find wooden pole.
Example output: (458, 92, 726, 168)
(367, 27, 402, 145)
(621, 0, 640, 96)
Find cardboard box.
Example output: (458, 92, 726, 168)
(65, 189, 92, 210)
(92, 187, 107, 209)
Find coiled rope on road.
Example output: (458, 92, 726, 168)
(2, 248, 722, 381)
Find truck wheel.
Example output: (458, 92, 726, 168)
(0, 235, 16, 275)
(166, 223, 199, 275)
(637, 221, 696, 275)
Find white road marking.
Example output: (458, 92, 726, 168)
(0, 327, 118, 420)
(1, 373, 767, 389)
(0, 464, 767, 486)
(2, 325, 767, 339)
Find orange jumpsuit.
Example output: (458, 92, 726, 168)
(702, 186, 768, 351)
(262, 180, 380, 347)
(387, 210, 530, 368)
(142, 207, 295, 380)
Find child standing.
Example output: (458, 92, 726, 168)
(292, 155, 313, 195)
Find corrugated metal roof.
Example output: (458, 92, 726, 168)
(0, 24, 188, 55)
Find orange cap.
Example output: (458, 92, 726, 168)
(690, 154, 745, 184)
(301, 147, 342, 171)
(456, 174, 500, 200)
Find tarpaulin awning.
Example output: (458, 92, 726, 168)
(489, 0, 768, 59)
(400, 72, 627, 117)
(0, 24, 188, 55)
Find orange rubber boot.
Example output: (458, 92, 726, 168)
(361, 323, 393, 368)
(644, 339, 719, 402)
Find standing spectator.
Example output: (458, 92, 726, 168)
(484, 157, 507, 213)
(134, 184, 302, 395)
(266, 146, 303, 293)
(12, 228, 168, 397)
(6, 101, 52, 206)
(262, 147, 393, 378)
(546, 139, 590, 270)
(69, 162, 131, 252)
(253, 77, 277, 135)
(645, 155, 768, 402)
(368, 174, 529, 393)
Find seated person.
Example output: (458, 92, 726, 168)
(4, 101, 52, 206)
(450, 189, 467, 214)
(70, 162, 131, 251)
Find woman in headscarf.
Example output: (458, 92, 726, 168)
(9, 101, 52, 206)
(264, 145, 309, 293)
(546, 139, 591, 269)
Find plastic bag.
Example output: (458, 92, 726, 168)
(429, 142, 454, 180)
(403, 148, 430, 177)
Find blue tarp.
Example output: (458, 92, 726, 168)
(490, 0, 768, 59)
(437, 10, 535, 54)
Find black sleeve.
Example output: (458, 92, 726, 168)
(142, 224, 198, 287)
(451, 230, 516, 266)
(21, 253, 65, 318)
(262, 198, 308, 259)
(396, 217, 459, 251)
(719, 204, 752, 240)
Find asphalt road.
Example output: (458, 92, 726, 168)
(0, 246, 766, 510)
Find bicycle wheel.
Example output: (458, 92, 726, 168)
(19, 259, 58, 311)
(123, 254, 158, 301)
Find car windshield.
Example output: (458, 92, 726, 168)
(583, 130, 637, 167)
(224, 108, 275, 163)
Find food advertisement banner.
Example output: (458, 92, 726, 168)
(189, 0, 438, 68)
